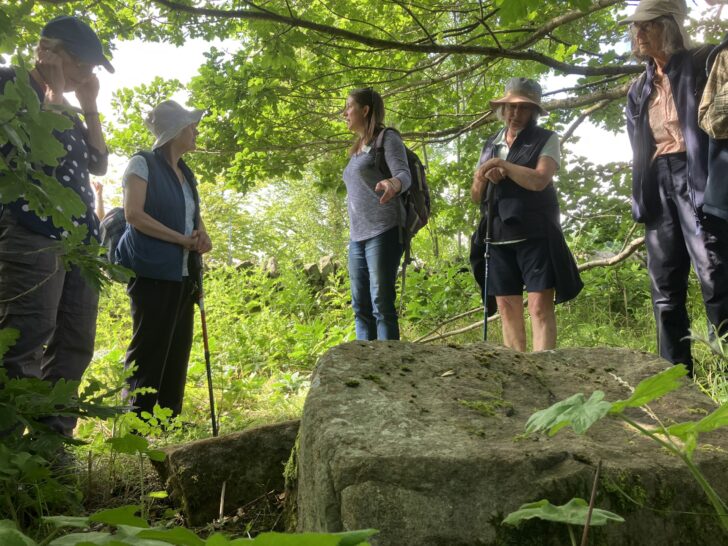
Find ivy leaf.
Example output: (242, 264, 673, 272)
(610, 365, 688, 414)
(503, 498, 624, 527)
(526, 391, 612, 436)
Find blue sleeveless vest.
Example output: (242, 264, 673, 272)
(116, 149, 200, 281)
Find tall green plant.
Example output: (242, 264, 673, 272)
(525, 365, 728, 533)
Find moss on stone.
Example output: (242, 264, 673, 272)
(601, 470, 648, 514)
(362, 373, 387, 389)
(459, 398, 513, 417)
(282, 433, 300, 532)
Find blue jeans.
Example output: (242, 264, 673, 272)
(348, 227, 403, 340)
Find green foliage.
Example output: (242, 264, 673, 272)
(525, 391, 612, 436)
(0, 368, 126, 532)
(502, 498, 624, 527)
(0, 62, 128, 290)
(107, 77, 183, 158)
(0, 506, 378, 545)
(0, 67, 81, 229)
(609, 365, 688, 414)
(524, 364, 728, 532)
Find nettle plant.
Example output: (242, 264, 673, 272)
(505, 365, 728, 543)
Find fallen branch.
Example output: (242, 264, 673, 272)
(577, 236, 645, 272)
(415, 237, 646, 343)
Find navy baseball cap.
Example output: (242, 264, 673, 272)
(41, 16, 114, 73)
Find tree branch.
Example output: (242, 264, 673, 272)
(578, 236, 645, 272)
(151, 0, 643, 76)
(513, 0, 623, 50)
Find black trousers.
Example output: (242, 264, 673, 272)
(0, 213, 98, 436)
(125, 276, 195, 417)
(645, 153, 728, 374)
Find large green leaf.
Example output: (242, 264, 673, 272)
(0, 521, 37, 546)
(665, 403, 728, 459)
(43, 515, 91, 529)
(240, 529, 378, 545)
(502, 498, 624, 527)
(526, 391, 612, 436)
(88, 506, 149, 529)
(610, 365, 688, 414)
(107, 434, 151, 455)
(48, 531, 114, 545)
(136, 528, 204, 546)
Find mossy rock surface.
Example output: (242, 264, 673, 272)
(296, 341, 728, 546)
(154, 419, 299, 526)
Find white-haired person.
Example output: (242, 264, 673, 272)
(116, 100, 212, 417)
(470, 77, 582, 352)
(623, 0, 728, 375)
(0, 15, 113, 436)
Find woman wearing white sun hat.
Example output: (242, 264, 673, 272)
(117, 99, 212, 418)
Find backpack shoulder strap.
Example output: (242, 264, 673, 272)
(372, 126, 397, 154)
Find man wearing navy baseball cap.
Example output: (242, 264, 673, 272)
(0, 16, 113, 437)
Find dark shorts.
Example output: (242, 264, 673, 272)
(488, 238, 555, 296)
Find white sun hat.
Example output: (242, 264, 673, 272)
(144, 100, 204, 151)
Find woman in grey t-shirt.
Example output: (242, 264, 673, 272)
(342, 87, 411, 340)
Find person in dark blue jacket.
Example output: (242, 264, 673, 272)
(623, 0, 728, 375)
(116, 100, 212, 417)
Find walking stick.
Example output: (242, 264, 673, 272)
(483, 182, 496, 342)
(196, 258, 219, 437)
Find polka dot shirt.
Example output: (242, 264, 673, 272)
(0, 67, 107, 243)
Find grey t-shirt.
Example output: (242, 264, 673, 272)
(343, 130, 412, 242)
(122, 155, 196, 276)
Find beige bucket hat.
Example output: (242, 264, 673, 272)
(489, 78, 547, 116)
(145, 100, 204, 151)
(619, 0, 692, 49)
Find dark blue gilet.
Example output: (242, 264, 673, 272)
(478, 122, 559, 241)
(116, 150, 200, 281)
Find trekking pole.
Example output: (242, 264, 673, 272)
(196, 258, 219, 437)
(483, 182, 495, 342)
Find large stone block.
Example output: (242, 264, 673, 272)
(155, 420, 299, 526)
(296, 342, 728, 545)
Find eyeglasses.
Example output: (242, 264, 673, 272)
(631, 20, 659, 33)
(505, 103, 535, 113)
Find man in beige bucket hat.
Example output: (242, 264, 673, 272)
(619, 0, 692, 53)
(623, 0, 728, 376)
